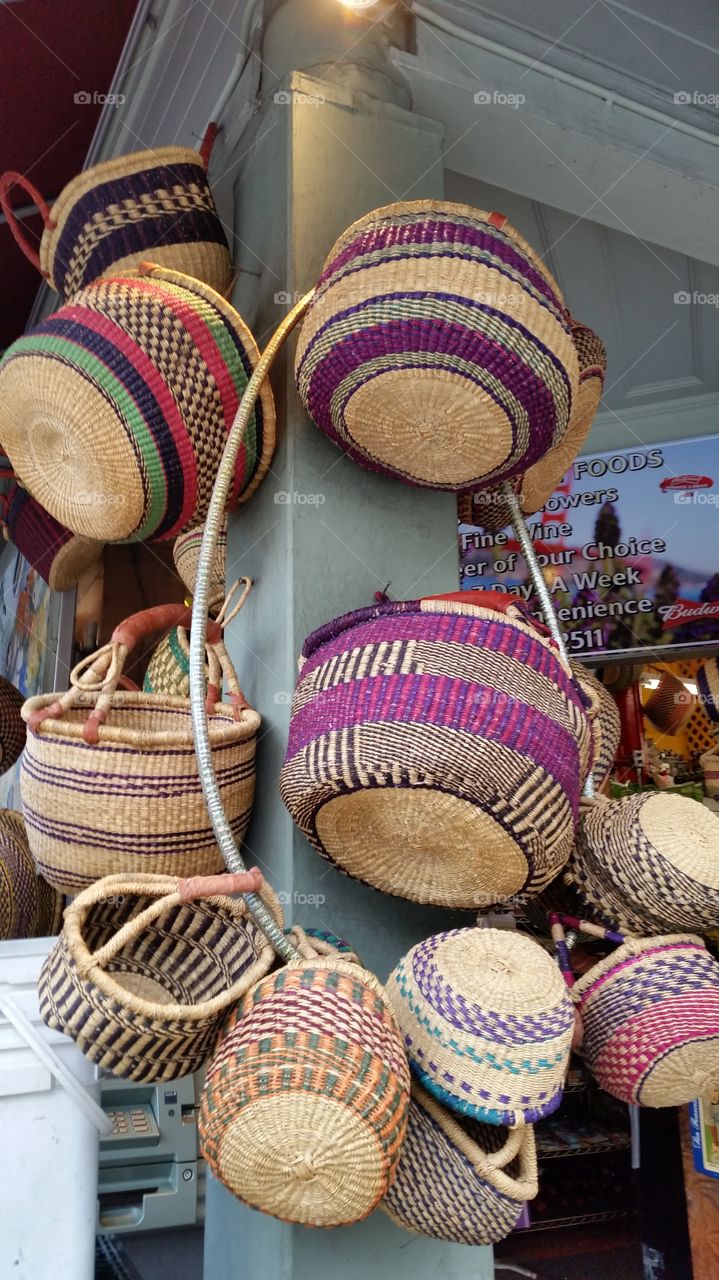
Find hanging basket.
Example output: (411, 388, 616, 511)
(2, 483, 104, 592)
(381, 1083, 538, 1245)
(144, 579, 251, 699)
(570, 662, 620, 791)
(199, 956, 410, 1227)
(566, 791, 719, 935)
(295, 201, 579, 491)
(0, 265, 275, 543)
(697, 657, 719, 724)
(280, 591, 596, 908)
(384, 927, 575, 1126)
(20, 603, 260, 894)
(644, 670, 695, 734)
(0, 127, 231, 300)
(39, 868, 280, 1083)
(173, 519, 228, 614)
(551, 913, 719, 1107)
(0, 808, 63, 940)
(700, 748, 719, 797)
(0, 674, 26, 776)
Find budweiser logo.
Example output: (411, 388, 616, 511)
(660, 598, 719, 628)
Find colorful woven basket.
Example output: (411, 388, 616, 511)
(0, 128, 231, 300)
(385, 927, 575, 1126)
(173, 519, 227, 614)
(2, 483, 104, 592)
(200, 957, 410, 1227)
(570, 662, 620, 791)
(279, 591, 595, 907)
(566, 791, 719, 935)
(0, 808, 63, 940)
(144, 579, 251, 699)
(472, 317, 606, 527)
(20, 604, 260, 894)
(644, 670, 695, 734)
(295, 201, 579, 491)
(39, 868, 279, 1083)
(551, 914, 719, 1107)
(0, 265, 275, 543)
(381, 1083, 538, 1244)
(0, 674, 26, 777)
(697, 657, 719, 724)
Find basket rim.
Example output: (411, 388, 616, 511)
(411, 1082, 539, 1201)
(59, 872, 280, 1023)
(21, 690, 260, 747)
(322, 199, 565, 303)
(572, 932, 708, 999)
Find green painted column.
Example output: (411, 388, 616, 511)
(203, 29, 494, 1280)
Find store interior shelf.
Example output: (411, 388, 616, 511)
(537, 1119, 631, 1161)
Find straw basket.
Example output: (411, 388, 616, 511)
(20, 604, 260, 894)
(173, 519, 227, 614)
(280, 591, 595, 908)
(0, 265, 275, 543)
(381, 1083, 538, 1244)
(697, 657, 719, 724)
(566, 791, 719, 934)
(475, 318, 606, 528)
(0, 674, 26, 776)
(0, 127, 231, 299)
(551, 914, 719, 1107)
(0, 808, 63, 940)
(39, 869, 280, 1083)
(570, 662, 620, 791)
(144, 580, 251, 699)
(2, 483, 104, 592)
(200, 957, 410, 1227)
(644, 670, 695, 734)
(385, 927, 575, 1126)
(295, 201, 579, 491)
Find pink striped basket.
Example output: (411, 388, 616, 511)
(279, 591, 596, 908)
(551, 913, 719, 1108)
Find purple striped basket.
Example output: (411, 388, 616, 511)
(3, 483, 104, 592)
(295, 201, 579, 491)
(385, 927, 575, 1126)
(697, 658, 719, 723)
(279, 592, 595, 908)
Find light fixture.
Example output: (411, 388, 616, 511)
(336, 0, 383, 8)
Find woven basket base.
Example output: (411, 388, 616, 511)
(113, 972, 176, 1005)
(344, 370, 513, 489)
(0, 360, 145, 541)
(106, 243, 232, 297)
(214, 1093, 386, 1227)
(314, 788, 529, 907)
(47, 533, 104, 592)
(600, 1036, 719, 1108)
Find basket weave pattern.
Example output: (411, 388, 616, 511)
(697, 657, 719, 724)
(200, 959, 410, 1227)
(0, 808, 63, 939)
(0, 674, 26, 775)
(295, 201, 578, 492)
(381, 1084, 538, 1244)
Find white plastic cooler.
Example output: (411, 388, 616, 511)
(0, 936, 109, 1280)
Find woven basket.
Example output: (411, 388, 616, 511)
(173, 520, 227, 614)
(0, 265, 275, 543)
(472, 318, 606, 528)
(295, 201, 579, 491)
(566, 791, 719, 935)
(570, 662, 620, 791)
(200, 956, 410, 1227)
(0, 808, 63, 940)
(0, 674, 26, 777)
(279, 591, 595, 908)
(697, 658, 719, 724)
(644, 670, 695, 734)
(0, 127, 231, 300)
(144, 579, 251, 698)
(2, 483, 104, 592)
(385, 927, 575, 1126)
(39, 868, 280, 1083)
(20, 603, 260, 894)
(552, 914, 719, 1107)
(381, 1083, 538, 1244)
(701, 748, 719, 797)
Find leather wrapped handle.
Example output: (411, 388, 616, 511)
(0, 171, 54, 273)
(112, 604, 222, 650)
(178, 867, 263, 902)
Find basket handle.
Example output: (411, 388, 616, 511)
(199, 121, 219, 168)
(74, 868, 265, 974)
(0, 171, 54, 273)
(549, 912, 625, 990)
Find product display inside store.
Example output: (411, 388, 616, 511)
(1, 3, 719, 1280)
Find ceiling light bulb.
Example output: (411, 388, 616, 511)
(337, 0, 382, 9)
